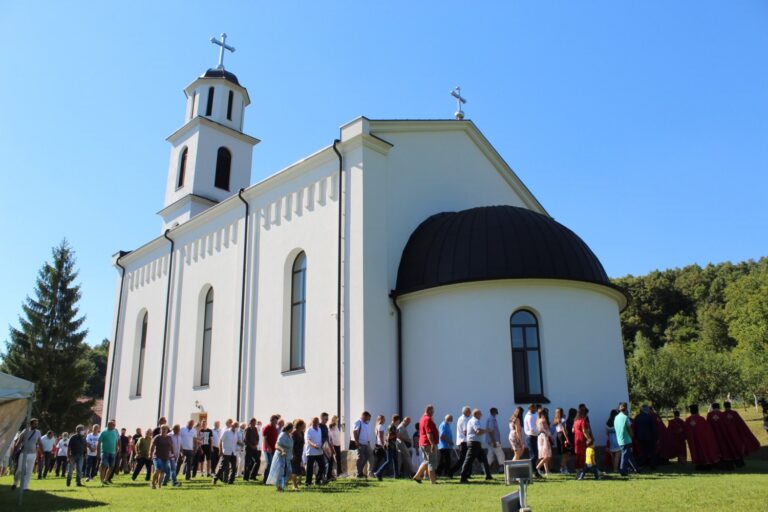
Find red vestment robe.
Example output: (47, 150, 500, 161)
(684, 414, 720, 465)
(652, 412, 676, 460)
(667, 417, 687, 459)
(707, 410, 740, 461)
(724, 409, 761, 456)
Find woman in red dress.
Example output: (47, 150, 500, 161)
(572, 404, 590, 470)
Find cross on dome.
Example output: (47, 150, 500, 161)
(210, 33, 235, 70)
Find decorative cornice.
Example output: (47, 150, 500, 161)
(183, 76, 251, 106)
(166, 116, 260, 146)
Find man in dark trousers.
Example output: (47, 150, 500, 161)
(261, 415, 279, 484)
(67, 425, 88, 487)
(318, 412, 330, 484)
(243, 418, 261, 481)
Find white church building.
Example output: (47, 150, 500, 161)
(104, 51, 629, 444)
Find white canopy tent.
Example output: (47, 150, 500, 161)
(0, 371, 35, 463)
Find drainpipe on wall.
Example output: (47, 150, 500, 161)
(390, 293, 403, 416)
(104, 251, 128, 422)
(157, 229, 175, 421)
(236, 188, 249, 422)
(332, 139, 344, 429)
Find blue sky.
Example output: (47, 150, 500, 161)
(1, 1, 766, 347)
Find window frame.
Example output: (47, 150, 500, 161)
(199, 287, 214, 387)
(510, 309, 548, 404)
(214, 147, 231, 191)
(134, 312, 148, 397)
(176, 147, 188, 189)
(205, 86, 214, 116)
(288, 252, 307, 371)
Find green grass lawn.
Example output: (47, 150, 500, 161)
(1, 411, 766, 512)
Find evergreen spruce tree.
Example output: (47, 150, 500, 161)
(1, 240, 94, 431)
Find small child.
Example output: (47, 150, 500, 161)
(577, 438, 602, 480)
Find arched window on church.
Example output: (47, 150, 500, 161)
(510, 309, 545, 403)
(200, 287, 214, 387)
(177, 147, 188, 189)
(134, 312, 148, 397)
(205, 86, 215, 116)
(214, 147, 231, 190)
(226, 90, 234, 121)
(289, 252, 307, 370)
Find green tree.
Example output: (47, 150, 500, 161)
(1, 240, 94, 431)
(724, 261, 768, 351)
(681, 342, 742, 406)
(627, 334, 687, 410)
(85, 338, 110, 399)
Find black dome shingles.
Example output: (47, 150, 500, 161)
(202, 68, 240, 86)
(394, 205, 610, 295)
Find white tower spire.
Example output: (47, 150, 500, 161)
(158, 37, 259, 231)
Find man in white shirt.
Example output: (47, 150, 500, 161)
(179, 420, 197, 480)
(459, 409, 493, 483)
(237, 422, 246, 476)
(523, 404, 539, 475)
(352, 411, 372, 478)
(85, 425, 100, 481)
(211, 420, 222, 477)
(486, 407, 506, 472)
(38, 431, 55, 479)
(450, 406, 472, 476)
(305, 417, 324, 486)
(213, 422, 239, 485)
(11, 418, 42, 491)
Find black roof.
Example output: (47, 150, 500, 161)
(394, 205, 611, 295)
(202, 68, 240, 86)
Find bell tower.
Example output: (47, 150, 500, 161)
(159, 33, 259, 231)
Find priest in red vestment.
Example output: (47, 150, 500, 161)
(723, 401, 761, 460)
(706, 403, 739, 469)
(667, 410, 687, 464)
(684, 404, 720, 470)
(651, 408, 676, 461)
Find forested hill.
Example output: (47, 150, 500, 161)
(610, 257, 768, 409)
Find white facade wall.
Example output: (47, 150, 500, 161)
(161, 205, 245, 424)
(399, 279, 628, 445)
(107, 242, 173, 426)
(109, 148, 343, 430)
(243, 151, 341, 425)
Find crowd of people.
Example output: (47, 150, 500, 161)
(5, 399, 764, 492)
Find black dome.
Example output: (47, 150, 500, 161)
(202, 68, 240, 86)
(395, 205, 611, 295)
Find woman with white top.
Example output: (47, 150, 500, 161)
(372, 415, 387, 475)
(536, 408, 554, 477)
(328, 416, 342, 478)
(54, 433, 69, 477)
(553, 408, 571, 474)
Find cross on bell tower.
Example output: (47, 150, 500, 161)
(210, 32, 235, 70)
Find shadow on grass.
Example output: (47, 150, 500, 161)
(0, 488, 105, 511)
(302, 479, 374, 493)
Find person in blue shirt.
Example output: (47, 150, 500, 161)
(436, 415, 454, 477)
